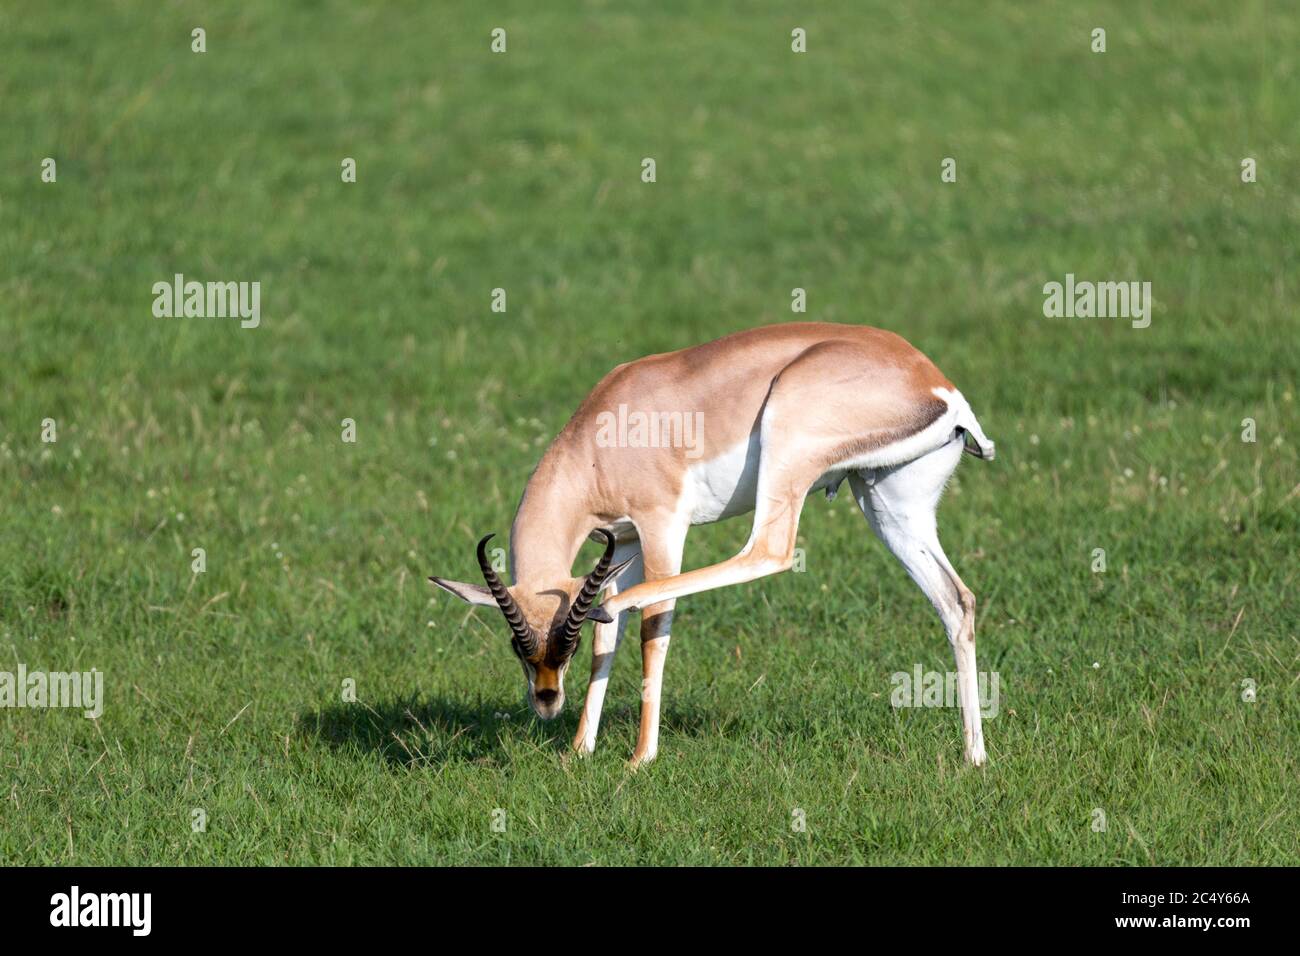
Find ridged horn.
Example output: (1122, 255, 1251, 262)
(553, 529, 621, 661)
(476, 534, 537, 658)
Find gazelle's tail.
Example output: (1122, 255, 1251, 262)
(949, 391, 995, 461)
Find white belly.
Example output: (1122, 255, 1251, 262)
(683, 431, 846, 525)
(676, 389, 969, 530)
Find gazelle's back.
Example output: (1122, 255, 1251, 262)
(572, 322, 954, 467)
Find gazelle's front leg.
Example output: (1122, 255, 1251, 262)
(573, 545, 641, 754)
(631, 600, 675, 767)
(627, 519, 687, 768)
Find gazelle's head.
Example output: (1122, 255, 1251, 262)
(429, 530, 629, 720)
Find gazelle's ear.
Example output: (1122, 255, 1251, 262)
(428, 577, 497, 607)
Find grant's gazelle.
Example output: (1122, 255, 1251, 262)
(431, 322, 995, 766)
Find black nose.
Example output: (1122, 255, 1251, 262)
(535, 689, 559, 705)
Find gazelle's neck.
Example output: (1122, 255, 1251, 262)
(509, 450, 595, 589)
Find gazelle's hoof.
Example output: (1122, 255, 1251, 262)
(627, 750, 657, 770)
(966, 745, 987, 767)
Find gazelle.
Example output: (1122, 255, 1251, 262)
(430, 322, 995, 767)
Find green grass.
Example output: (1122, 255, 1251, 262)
(1, 0, 1296, 865)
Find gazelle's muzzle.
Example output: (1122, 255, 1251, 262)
(530, 686, 564, 720)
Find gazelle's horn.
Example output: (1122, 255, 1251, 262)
(477, 534, 537, 657)
(553, 529, 630, 660)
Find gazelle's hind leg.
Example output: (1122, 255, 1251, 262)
(848, 438, 987, 766)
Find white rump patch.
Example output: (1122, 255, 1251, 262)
(934, 387, 995, 460)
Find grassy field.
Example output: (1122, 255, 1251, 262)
(1, 1, 1296, 865)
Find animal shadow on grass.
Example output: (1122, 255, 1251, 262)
(299, 696, 537, 769)
(299, 695, 718, 769)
